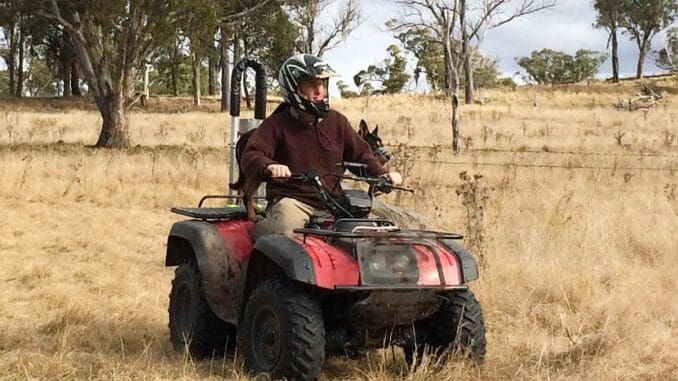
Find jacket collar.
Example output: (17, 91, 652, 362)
(289, 107, 322, 128)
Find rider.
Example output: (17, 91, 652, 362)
(240, 54, 402, 238)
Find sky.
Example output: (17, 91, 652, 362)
(1, 0, 674, 95)
(322, 0, 676, 95)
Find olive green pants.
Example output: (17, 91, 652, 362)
(251, 198, 330, 240)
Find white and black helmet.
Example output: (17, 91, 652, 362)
(278, 54, 339, 118)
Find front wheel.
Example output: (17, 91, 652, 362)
(403, 289, 486, 366)
(238, 278, 325, 381)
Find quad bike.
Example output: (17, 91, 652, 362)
(166, 166, 486, 380)
(165, 59, 486, 381)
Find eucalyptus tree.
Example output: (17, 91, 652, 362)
(354, 44, 410, 94)
(621, 0, 677, 78)
(287, 0, 363, 57)
(388, 0, 556, 152)
(0, 0, 36, 97)
(39, 0, 179, 147)
(177, 0, 219, 106)
(40, 0, 268, 147)
(594, 0, 630, 82)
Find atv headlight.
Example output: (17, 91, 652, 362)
(358, 242, 420, 285)
(367, 251, 387, 273)
(392, 252, 414, 274)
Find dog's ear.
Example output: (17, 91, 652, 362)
(372, 124, 379, 136)
(359, 119, 369, 136)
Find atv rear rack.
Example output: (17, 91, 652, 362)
(170, 194, 267, 221)
(170, 206, 248, 220)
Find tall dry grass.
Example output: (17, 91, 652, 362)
(1, 78, 676, 380)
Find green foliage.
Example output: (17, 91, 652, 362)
(468, 51, 501, 89)
(25, 49, 58, 96)
(593, 0, 629, 30)
(621, 0, 677, 44)
(655, 26, 677, 71)
(151, 45, 193, 95)
(0, 69, 7, 95)
(240, 2, 298, 77)
(397, 27, 500, 91)
(336, 80, 358, 98)
(382, 45, 409, 93)
(497, 76, 517, 88)
(396, 27, 444, 90)
(516, 49, 607, 85)
(354, 44, 410, 95)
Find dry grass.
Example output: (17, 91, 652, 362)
(1, 77, 677, 380)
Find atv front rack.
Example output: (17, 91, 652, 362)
(294, 228, 463, 240)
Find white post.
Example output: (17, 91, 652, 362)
(143, 64, 150, 100)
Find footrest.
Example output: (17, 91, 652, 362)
(170, 206, 248, 220)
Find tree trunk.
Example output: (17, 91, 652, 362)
(233, 36, 245, 109)
(220, 27, 231, 112)
(243, 69, 251, 109)
(171, 60, 179, 96)
(94, 93, 130, 148)
(192, 53, 201, 106)
(208, 54, 218, 96)
(451, 87, 460, 153)
(241, 36, 252, 109)
(16, 27, 24, 98)
(7, 24, 16, 96)
(71, 56, 81, 96)
(461, 1, 473, 104)
(636, 35, 650, 79)
(445, 40, 461, 153)
(62, 53, 73, 97)
(443, 48, 450, 91)
(464, 53, 473, 104)
(611, 28, 619, 83)
(171, 35, 179, 97)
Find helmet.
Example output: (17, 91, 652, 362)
(278, 54, 339, 118)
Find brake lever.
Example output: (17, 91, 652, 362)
(376, 175, 414, 193)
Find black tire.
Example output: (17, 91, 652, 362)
(238, 278, 325, 381)
(168, 259, 235, 358)
(404, 289, 486, 366)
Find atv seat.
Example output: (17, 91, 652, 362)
(170, 206, 248, 221)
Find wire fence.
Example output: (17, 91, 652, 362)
(386, 144, 678, 159)
(406, 158, 677, 172)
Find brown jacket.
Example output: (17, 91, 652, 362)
(241, 105, 388, 209)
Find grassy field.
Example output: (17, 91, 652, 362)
(1, 77, 677, 380)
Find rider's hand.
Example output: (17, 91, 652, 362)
(267, 164, 291, 179)
(384, 171, 402, 186)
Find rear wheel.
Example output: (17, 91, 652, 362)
(403, 289, 486, 366)
(168, 259, 235, 358)
(239, 278, 325, 381)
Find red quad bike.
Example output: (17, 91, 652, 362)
(165, 165, 486, 380)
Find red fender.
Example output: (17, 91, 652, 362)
(293, 236, 360, 289)
(213, 220, 255, 261)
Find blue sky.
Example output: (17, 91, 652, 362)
(323, 0, 675, 94)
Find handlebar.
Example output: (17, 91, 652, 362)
(267, 170, 413, 193)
